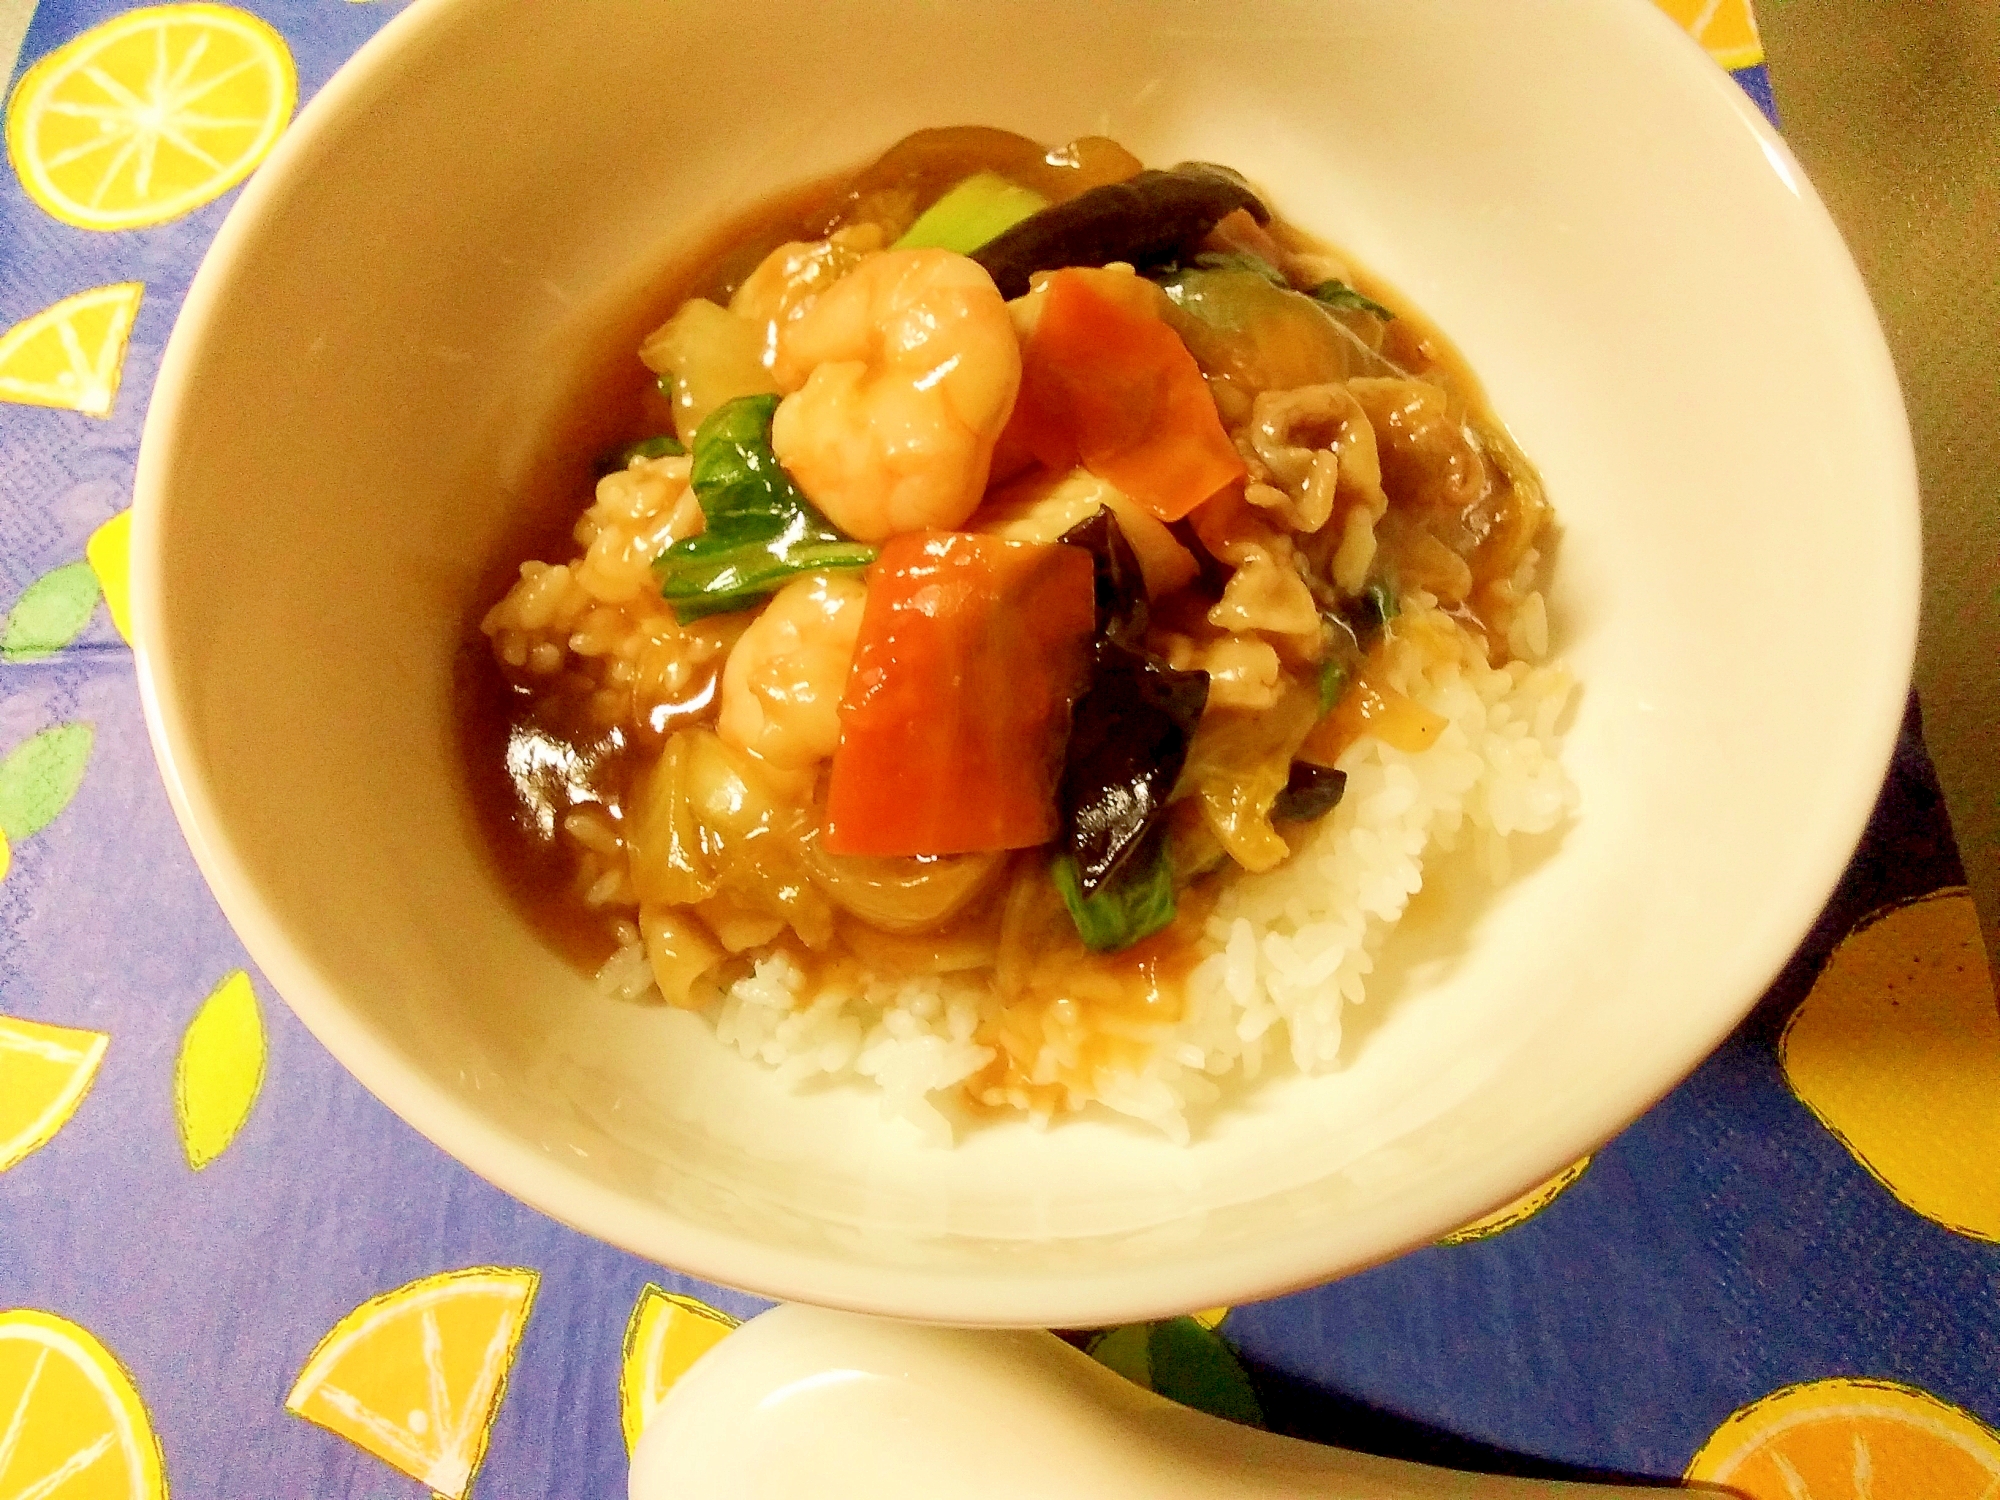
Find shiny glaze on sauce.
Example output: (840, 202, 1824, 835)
(457, 179, 846, 968)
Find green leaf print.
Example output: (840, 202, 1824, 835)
(1087, 1323, 1152, 1387)
(1144, 1316, 1263, 1428)
(1085, 1316, 1264, 1428)
(3, 562, 102, 662)
(0, 722, 94, 840)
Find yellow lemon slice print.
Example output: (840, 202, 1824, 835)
(286, 1266, 538, 1500)
(0, 1015, 109, 1174)
(86, 510, 134, 645)
(0, 283, 143, 417)
(1438, 1155, 1592, 1245)
(1687, 1377, 2000, 1498)
(1652, 0, 1765, 71)
(0, 1308, 167, 1500)
(6, 4, 295, 232)
(619, 1287, 738, 1456)
(1781, 889, 2000, 1241)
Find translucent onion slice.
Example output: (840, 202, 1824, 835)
(804, 839, 1004, 935)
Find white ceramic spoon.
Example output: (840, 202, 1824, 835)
(629, 1304, 1644, 1499)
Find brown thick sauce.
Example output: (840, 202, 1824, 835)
(457, 131, 1548, 1101)
(457, 180, 850, 968)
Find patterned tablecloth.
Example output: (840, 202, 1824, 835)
(4, 2, 1996, 1496)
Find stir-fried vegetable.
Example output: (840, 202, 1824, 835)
(482, 126, 1565, 1059)
(1170, 249, 1287, 284)
(1051, 509, 1205, 896)
(1044, 509, 1207, 947)
(625, 726, 836, 958)
(1317, 609, 1362, 715)
(823, 532, 1095, 857)
(1153, 266, 1405, 389)
(1317, 661, 1350, 715)
(594, 432, 686, 476)
(976, 468, 1199, 599)
(971, 164, 1268, 299)
(1310, 279, 1395, 320)
(639, 298, 781, 446)
(1056, 508, 1149, 647)
(1272, 762, 1347, 823)
(1058, 638, 1210, 895)
(823, 126, 1142, 244)
(652, 395, 876, 623)
(637, 908, 726, 1010)
(1156, 249, 1395, 322)
(894, 170, 1048, 253)
(1051, 828, 1177, 953)
(802, 840, 1003, 935)
(1178, 684, 1322, 872)
(1301, 671, 1447, 765)
(1003, 268, 1245, 522)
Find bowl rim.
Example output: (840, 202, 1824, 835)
(129, 0, 1920, 1326)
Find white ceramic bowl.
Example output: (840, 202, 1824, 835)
(132, 0, 1917, 1326)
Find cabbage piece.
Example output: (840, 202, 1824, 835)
(639, 905, 725, 1009)
(625, 733, 714, 908)
(626, 727, 834, 949)
(1177, 684, 1320, 872)
(639, 298, 780, 446)
(803, 842, 1003, 935)
(1154, 267, 1406, 390)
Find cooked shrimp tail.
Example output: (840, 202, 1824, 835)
(770, 248, 1021, 542)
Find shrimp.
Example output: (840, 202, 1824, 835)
(716, 571, 869, 771)
(769, 248, 1021, 542)
(729, 224, 885, 380)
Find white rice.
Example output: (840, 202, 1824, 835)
(597, 605, 1576, 1144)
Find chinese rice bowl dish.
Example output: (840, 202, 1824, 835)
(468, 128, 1576, 1142)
